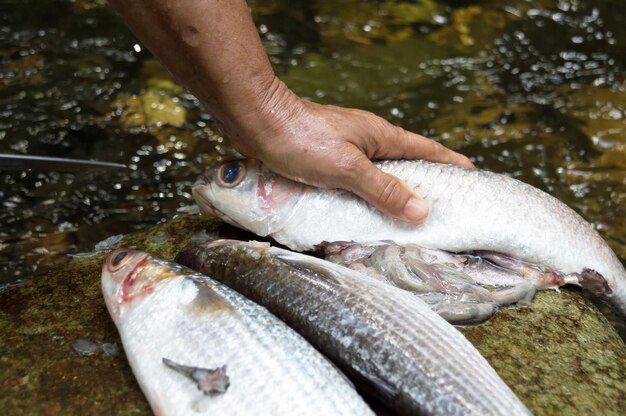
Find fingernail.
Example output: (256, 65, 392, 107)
(403, 198, 429, 222)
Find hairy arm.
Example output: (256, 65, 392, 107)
(106, 0, 474, 222)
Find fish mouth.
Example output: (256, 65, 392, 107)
(194, 169, 213, 188)
(192, 169, 246, 224)
(102, 251, 150, 320)
(192, 184, 226, 218)
(191, 169, 220, 217)
(117, 254, 151, 303)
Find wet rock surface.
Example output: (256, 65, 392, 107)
(461, 291, 626, 415)
(1, 214, 624, 415)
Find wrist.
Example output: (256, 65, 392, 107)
(212, 76, 304, 157)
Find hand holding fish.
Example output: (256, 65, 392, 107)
(224, 80, 475, 222)
(106, 0, 473, 223)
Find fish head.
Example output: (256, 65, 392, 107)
(192, 159, 305, 236)
(101, 249, 176, 319)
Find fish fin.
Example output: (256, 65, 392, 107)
(184, 279, 238, 316)
(162, 357, 193, 376)
(580, 268, 612, 295)
(273, 252, 344, 286)
(163, 358, 230, 395)
(351, 367, 399, 400)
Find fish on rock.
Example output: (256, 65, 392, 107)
(192, 159, 626, 317)
(176, 239, 532, 416)
(101, 248, 373, 416)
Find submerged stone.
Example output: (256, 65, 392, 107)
(0, 214, 624, 415)
(314, 0, 442, 45)
(101, 342, 119, 357)
(71, 338, 99, 357)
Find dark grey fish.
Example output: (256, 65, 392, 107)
(176, 240, 532, 416)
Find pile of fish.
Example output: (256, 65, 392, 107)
(192, 159, 626, 319)
(102, 248, 373, 415)
(101, 159, 626, 415)
(176, 240, 531, 415)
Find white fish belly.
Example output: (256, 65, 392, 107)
(276, 160, 626, 312)
(112, 276, 373, 416)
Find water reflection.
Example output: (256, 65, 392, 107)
(0, 0, 624, 287)
(0, 0, 237, 283)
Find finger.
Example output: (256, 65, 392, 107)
(367, 120, 474, 168)
(346, 157, 429, 223)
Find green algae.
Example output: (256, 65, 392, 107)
(0, 215, 222, 415)
(314, 0, 442, 45)
(429, 5, 509, 53)
(461, 289, 626, 415)
(1, 214, 625, 414)
(282, 37, 450, 115)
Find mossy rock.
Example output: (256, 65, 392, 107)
(314, 0, 442, 45)
(0, 215, 223, 415)
(0, 214, 624, 414)
(460, 291, 626, 415)
(429, 5, 509, 53)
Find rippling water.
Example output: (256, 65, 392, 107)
(0, 0, 624, 297)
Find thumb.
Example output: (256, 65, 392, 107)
(349, 160, 429, 223)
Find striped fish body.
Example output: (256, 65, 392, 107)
(177, 240, 532, 416)
(193, 159, 626, 316)
(102, 249, 373, 416)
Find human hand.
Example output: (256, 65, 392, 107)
(105, 0, 472, 222)
(222, 78, 475, 223)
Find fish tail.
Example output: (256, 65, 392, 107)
(579, 268, 612, 295)
(576, 268, 626, 320)
(611, 285, 626, 319)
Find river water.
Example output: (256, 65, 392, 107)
(1, 0, 624, 310)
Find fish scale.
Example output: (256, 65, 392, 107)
(177, 241, 532, 415)
(102, 250, 373, 416)
(192, 159, 626, 315)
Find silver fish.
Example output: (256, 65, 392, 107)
(176, 239, 532, 416)
(101, 248, 373, 416)
(192, 159, 626, 316)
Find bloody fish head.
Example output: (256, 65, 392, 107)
(192, 159, 305, 237)
(101, 249, 174, 319)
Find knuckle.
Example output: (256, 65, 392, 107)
(376, 177, 404, 207)
(429, 139, 444, 153)
(363, 117, 395, 153)
(334, 154, 363, 182)
(371, 115, 392, 133)
(396, 126, 412, 143)
(427, 140, 448, 159)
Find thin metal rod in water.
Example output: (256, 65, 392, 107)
(0, 154, 127, 172)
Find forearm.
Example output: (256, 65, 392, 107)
(106, 0, 294, 144)
(107, 0, 474, 223)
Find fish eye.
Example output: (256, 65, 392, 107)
(108, 249, 132, 271)
(112, 251, 128, 267)
(216, 161, 246, 188)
